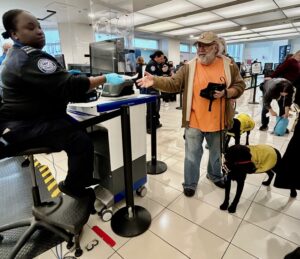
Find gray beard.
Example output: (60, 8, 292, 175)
(198, 52, 216, 65)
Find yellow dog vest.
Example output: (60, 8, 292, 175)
(248, 145, 277, 173)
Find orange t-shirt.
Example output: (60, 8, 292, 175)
(189, 57, 226, 132)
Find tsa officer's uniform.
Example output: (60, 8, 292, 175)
(0, 43, 99, 192)
(143, 59, 163, 130)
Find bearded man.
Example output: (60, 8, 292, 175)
(137, 31, 245, 197)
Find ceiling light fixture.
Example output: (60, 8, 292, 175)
(241, 26, 247, 30)
(88, 13, 95, 18)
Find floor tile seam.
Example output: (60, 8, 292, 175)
(164, 207, 231, 244)
(266, 188, 300, 201)
(148, 228, 191, 259)
(200, 181, 258, 205)
(147, 174, 183, 191)
(147, 175, 183, 192)
(146, 191, 182, 208)
(157, 142, 184, 151)
(41, 153, 66, 164)
(220, 243, 260, 259)
(169, 193, 244, 221)
(164, 193, 184, 209)
(108, 251, 125, 259)
(242, 217, 300, 246)
(252, 199, 300, 222)
(228, 182, 263, 245)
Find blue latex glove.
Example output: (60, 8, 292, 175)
(105, 73, 125, 85)
(68, 69, 82, 75)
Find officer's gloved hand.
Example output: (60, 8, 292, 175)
(68, 69, 82, 75)
(105, 73, 125, 85)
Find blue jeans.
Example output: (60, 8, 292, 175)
(183, 127, 223, 190)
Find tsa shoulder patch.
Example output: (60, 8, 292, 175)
(150, 65, 156, 72)
(37, 58, 57, 73)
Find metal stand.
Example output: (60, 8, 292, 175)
(111, 105, 151, 237)
(248, 74, 259, 104)
(176, 92, 183, 110)
(147, 100, 167, 175)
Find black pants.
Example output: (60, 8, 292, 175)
(0, 115, 99, 191)
(261, 97, 285, 127)
(140, 88, 161, 129)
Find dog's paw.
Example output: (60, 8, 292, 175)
(290, 189, 297, 198)
(220, 202, 229, 210)
(228, 204, 237, 213)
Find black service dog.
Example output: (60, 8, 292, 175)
(225, 113, 255, 150)
(220, 144, 297, 213)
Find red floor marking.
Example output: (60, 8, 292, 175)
(92, 226, 116, 247)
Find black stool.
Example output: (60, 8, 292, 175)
(0, 147, 92, 258)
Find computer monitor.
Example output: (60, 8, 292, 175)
(89, 38, 137, 76)
(264, 63, 273, 71)
(90, 39, 121, 75)
(54, 54, 66, 69)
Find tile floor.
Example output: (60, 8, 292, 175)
(35, 88, 300, 259)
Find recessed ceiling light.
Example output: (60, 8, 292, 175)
(88, 13, 95, 18)
(190, 35, 194, 38)
(241, 26, 247, 30)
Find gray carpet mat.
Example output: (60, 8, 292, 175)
(0, 157, 63, 259)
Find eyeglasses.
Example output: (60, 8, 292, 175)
(195, 42, 216, 49)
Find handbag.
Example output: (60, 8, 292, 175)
(273, 116, 289, 136)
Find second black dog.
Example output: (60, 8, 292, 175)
(225, 113, 255, 150)
(220, 144, 297, 213)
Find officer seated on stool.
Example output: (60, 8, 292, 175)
(0, 9, 125, 199)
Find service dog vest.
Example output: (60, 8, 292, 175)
(248, 145, 277, 173)
(237, 113, 255, 134)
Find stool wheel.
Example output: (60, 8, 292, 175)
(99, 208, 113, 222)
(136, 186, 147, 197)
(75, 248, 83, 257)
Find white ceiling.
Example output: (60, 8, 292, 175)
(0, 0, 300, 44)
(133, 0, 300, 44)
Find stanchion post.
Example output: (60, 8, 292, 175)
(150, 100, 157, 166)
(111, 105, 151, 237)
(248, 74, 259, 104)
(147, 97, 168, 174)
(147, 97, 168, 175)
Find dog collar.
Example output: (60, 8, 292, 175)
(235, 160, 252, 165)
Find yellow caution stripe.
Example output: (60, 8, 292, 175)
(33, 158, 61, 198)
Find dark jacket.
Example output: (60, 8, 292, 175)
(274, 119, 300, 190)
(263, 78, 293, 109)
(145, 59, 162, 92)
(271, 58, 300, 83)
(0, 45, 89, 121)
(145, 59, 162, 76)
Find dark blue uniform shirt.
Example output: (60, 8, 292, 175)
(0, 45, 90, 122)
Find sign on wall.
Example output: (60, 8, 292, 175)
(279, 45, 291, 64)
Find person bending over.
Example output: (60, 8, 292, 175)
(259, 78, 294, 131)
